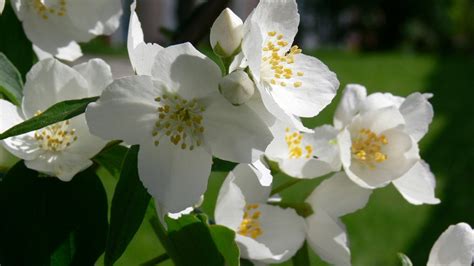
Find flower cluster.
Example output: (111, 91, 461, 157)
(0, 0, 468, 265)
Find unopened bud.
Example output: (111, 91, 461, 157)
(210, 8, 243, 57)
(0, 145, 19, 173)
(219, 70, 255, 105)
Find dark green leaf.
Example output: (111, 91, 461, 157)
(165, 214, 239, 266)
(292, 241, 310, 266)
(105, 145, 151, 266)
(0, 162, 108, 265)
(50, 233, 75, 266)
(211, 157, 237, 172)
(0, 53, 23, 105)
(0, 3, 34, 78)
(93, 141, 128, 179)
(0, 96, 98, 140)
(209, 225, 240, 266)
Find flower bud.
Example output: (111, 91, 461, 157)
(219, 70, 255, 105)
(0, 0, 5, 15)
(210, 8, 243, 57)
(0, 145, 19, 173)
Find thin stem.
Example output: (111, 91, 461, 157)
(140, 253, 170, 266)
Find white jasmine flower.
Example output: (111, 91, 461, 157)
(219, 70, 255, 105)
(11, 0, 123, 61)
(334, 84, 439, 203)
(305, 172, 372, 266)
(0, 58, 111, 180)
(86, 43, 272, 213)
(427, 223, 474, 266)
(241, 0, 339, 131)
(210, 8, 243, 57)
(215, 163, 306, 263)
(127, 0, 163, 76)
(265, 121, 340, 179)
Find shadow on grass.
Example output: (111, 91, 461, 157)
(406, 55, 474, 264)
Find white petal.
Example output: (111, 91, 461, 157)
(227, 163, 271, 203)
(127, 1, 163, 76)
(251, 159, 273, 186)
(399, 92, 434, 142)
(202, 94, 272, 163)
(85, 76, 162, 145)
(0, 100, 41, 160)
(25, 152, 92, 181)
(361, 92, 404, 112)
(306, 172, 372, 217)
(306, 210, 351, 266)
(349, 107, 406, 135)
(259, 84, 310, 132)
(238, 204, 306, 263)
(270, 54, 339, 117)
(393, 161, 440, 205)
(138, 141, 212, 213)
(427, 223, 474, 266)
(237, 234, 286, 263)
(33, 42, 83, 62)
(306, 125, 341, 171)
(0, 0, 5, 15)
(67, 0, 122, 36)
(279, 158, 334, 179)
(334, 84, 367, 129)
(73, 59, 113, 96)
(22, 59, 89, 118)
(215, 176, 246, 231)
(210, 8, 244, 56)
(150, 43, 221, 99)
(246, 90, 276, 127)
(65, 114, 107, 159)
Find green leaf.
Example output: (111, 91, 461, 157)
(209, 225, 240, 266)
(104, 145, 151, 266)
(397, 253, 413, 266)
(50, 233, 75, 266)
(0, 3, 34, 79)
(165, 214, 239, 266)
(292, 241, 310, 266)
(212, 157, 237, 172)
(0, 53, 23, 105)
(0, 96, 98, 140)
(0, 161, 108, 265)
(93, 141, 128, 179)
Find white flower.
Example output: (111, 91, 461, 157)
(215, 163, 306, 263)
(127, 0, 163, 76)
(210, 8, 244, 57)
(334, 84, 439, 204)
(0, 58, 111, 180)
(265, 121, 341, 179)
(305, 172, 372, 266)
(219, 70, 255, 105)
(0, 0, 5, 15)
(427, 223, 474, 266)
(11, 0, 122, 61)
(86, 43, 273, 213)
(0, 145, 19, 173)
(241, 0, 339, 131)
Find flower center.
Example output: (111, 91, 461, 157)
(285, 128, 313, 159)
(152, 94, 206, 151)
(31, 0, 67, 20)
(33, 112, 77, 152)
(260, 31, 304, 89)
(351, 128, 388, 169)
(238, 204, 263, 239)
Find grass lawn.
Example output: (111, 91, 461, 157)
(96, 50, 474, 266)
